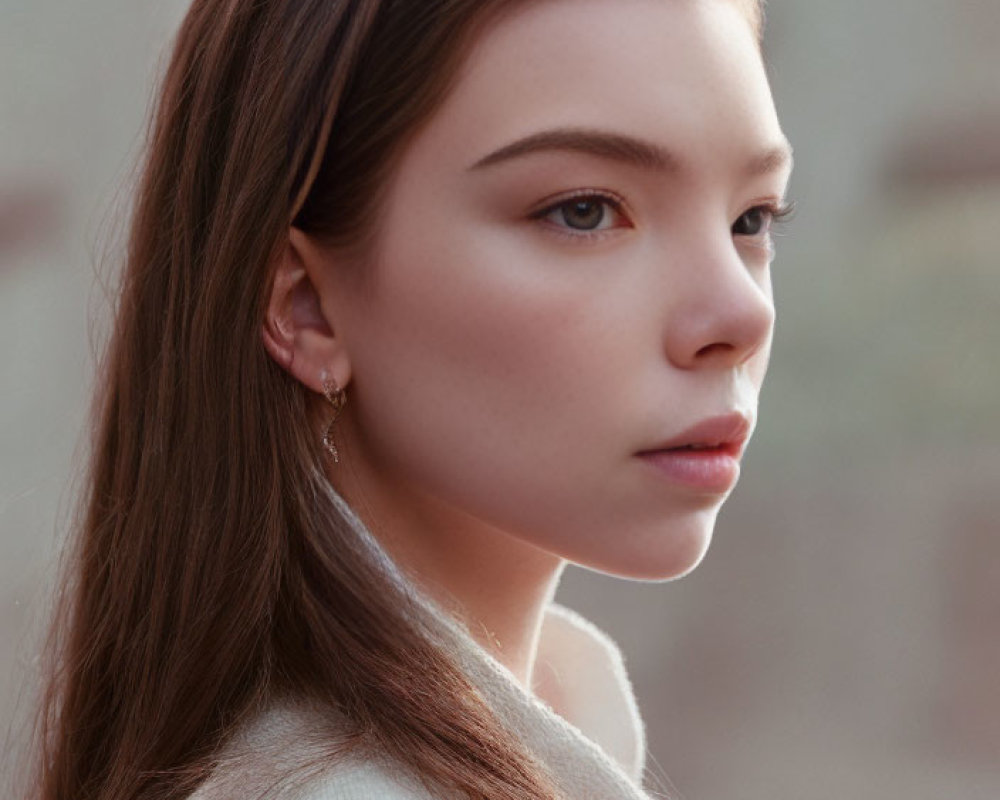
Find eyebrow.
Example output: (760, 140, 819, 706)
(469, 127, 793, 177)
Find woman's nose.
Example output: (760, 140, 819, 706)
(661, 243, 775, 371)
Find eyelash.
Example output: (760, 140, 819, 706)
(529, 191, 795, 243)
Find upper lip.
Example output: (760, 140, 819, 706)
(638, 412, 752, 453)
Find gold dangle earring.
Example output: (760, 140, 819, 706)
(321, 375, 347, 463)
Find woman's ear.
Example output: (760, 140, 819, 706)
(262, 227, 352, 394)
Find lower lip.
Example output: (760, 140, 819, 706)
(637, 446, 742, 492)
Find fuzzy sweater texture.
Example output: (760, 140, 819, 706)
(191, 600, 654, 800)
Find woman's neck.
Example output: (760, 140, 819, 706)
(332, 451, 566, 688)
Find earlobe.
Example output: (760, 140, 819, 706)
(262, 228, 352, 394)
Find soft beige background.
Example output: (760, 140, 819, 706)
(2, 2, 998, 797)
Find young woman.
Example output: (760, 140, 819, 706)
(29, 0, 792, 798)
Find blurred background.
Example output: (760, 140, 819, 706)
(2, 1, 997, 797)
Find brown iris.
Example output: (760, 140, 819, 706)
(558, 198, 606, 230)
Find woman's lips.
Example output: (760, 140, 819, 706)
(637, 444, 742, 492)
(636, 413, 750, 492)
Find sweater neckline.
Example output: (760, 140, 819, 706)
(416, 593, 651, 799)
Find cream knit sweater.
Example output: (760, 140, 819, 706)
(191, 601, 652, 799)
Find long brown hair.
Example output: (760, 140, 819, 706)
(30, 2, 765, 799)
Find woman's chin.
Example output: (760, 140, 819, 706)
(570, 509, 720, 583)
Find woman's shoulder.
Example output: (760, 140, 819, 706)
(189, 703, 439, 800)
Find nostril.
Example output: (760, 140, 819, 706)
(695, 342, 734, 360)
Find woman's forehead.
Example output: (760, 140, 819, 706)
(405, 0, 783, 183)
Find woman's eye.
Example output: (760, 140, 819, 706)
(553, 198, 610, 230)
(534, 194, 627, 234)
(731, 206, 772, 237)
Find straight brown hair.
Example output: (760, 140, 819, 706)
(28, 2, 765, 799)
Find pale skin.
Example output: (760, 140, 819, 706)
(263, 0, 792, 689)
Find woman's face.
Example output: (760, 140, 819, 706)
(322, 0, 791, 580)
